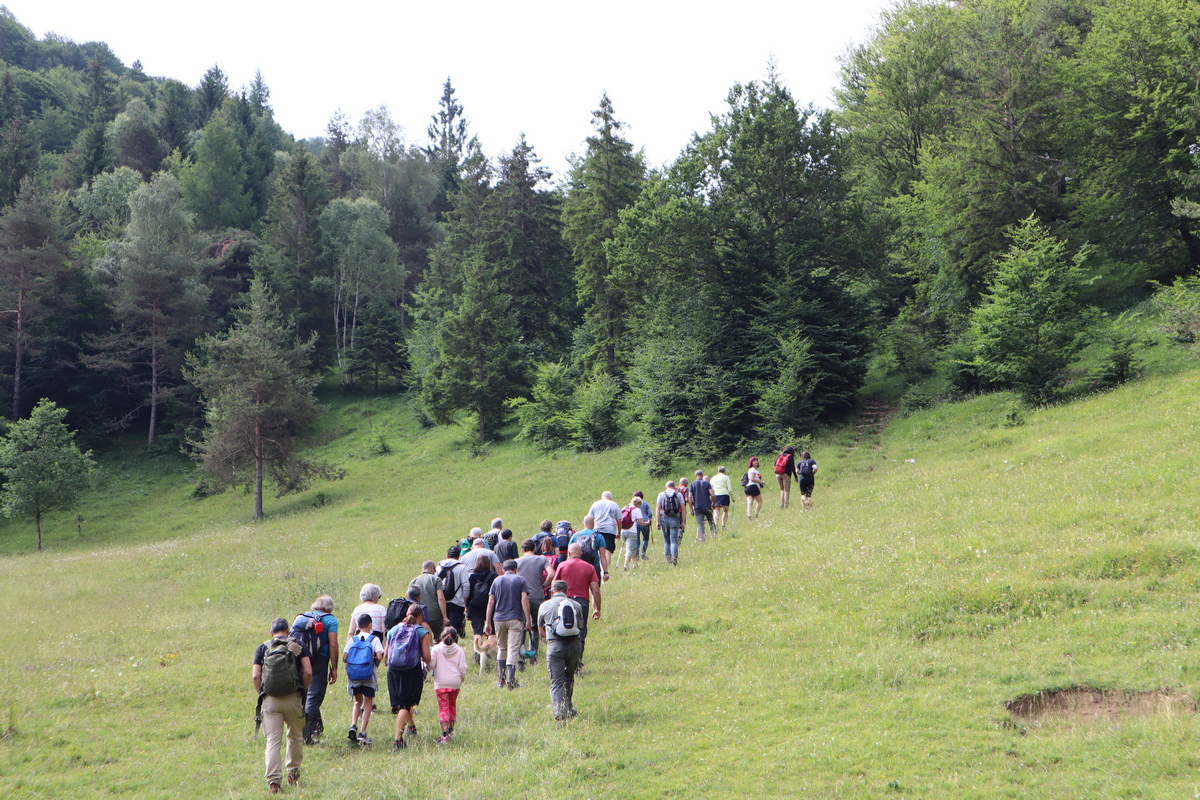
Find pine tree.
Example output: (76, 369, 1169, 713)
(562, 94, 646, 377)
(180, 112, 254, 230)
(186, 278, 339, 520)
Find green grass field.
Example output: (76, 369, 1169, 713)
(4, 359, 1200, 798)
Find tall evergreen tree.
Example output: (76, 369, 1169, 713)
(424, 77, 474, 221)
(196, 64, 228, 125)
(562, 93, 646, 378)
(180, 112, 254, 230)
(89, 173, 208, 445)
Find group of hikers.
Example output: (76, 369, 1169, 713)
(250, 448, 817, 793)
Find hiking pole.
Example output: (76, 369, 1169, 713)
(253, 693, 264, 742)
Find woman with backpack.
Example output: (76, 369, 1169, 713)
(774, 446, 797, 509)
(743, 456, 765, 520)
(386, 604, 432, 751)
(796, 450, 819, 511)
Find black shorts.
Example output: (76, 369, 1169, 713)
(597, 532, 617, 552)
(388, 666, 424, 712)
(350, 685, 376, 698)
(744, 485, 760, 497)
(468, 610, 487, 639)
(714, 494, 730, 507)
(798, 476, 815, 496)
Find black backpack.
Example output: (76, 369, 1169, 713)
(798, 458, 815, 477)
(661, 492, 681, 517)
(577, 532, 598, 561)
(437, 562, 459, 602)
(291, 611, 325, 657)
(740, 472, 750, 487)
(384, 597, 412, 631)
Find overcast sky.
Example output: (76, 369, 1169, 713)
(9, 0, 888, 176)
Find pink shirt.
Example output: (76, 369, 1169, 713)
(429, 642, 467, 689)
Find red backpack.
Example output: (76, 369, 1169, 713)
(620, 504, 635, 529)
(773, 452, 790, 475)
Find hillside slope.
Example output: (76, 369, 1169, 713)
(3, 370, 1200, 798)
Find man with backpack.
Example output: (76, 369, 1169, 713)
(437, 546, 469, 634)
(553, 542, 602, 669)
(537, 580, 584, 724)
(656, 480, 685, 565)
(253, 617, 312, 794)
(292, 596, 338, 745)
(568, 514, 603, 581)
(515, 538, 552, 666)
(410, 561, 449, 641)
(690, 470, 716, 542)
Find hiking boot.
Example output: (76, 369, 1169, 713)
(496, 677, 506, 689)
(268, 782, 281, 794)
(348, 725, 358, 744)
(507, 678, 520, 690)
(286, 769, 300, 786)
(391, 738, 406, 751)
(405, 724, 418, 737)
(357, 733, 373, 746)
(435, 733, 451, 744)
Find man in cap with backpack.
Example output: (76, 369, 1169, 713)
(253, 617, 312, 794)
(656, 480, 685, 565)
(538, 580, 584, 724)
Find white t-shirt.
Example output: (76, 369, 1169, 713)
(350, 602, 387, 635)
(748, 467, 763, 486)
(588, 498, 621, 534)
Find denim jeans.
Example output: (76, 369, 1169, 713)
(661, 516, 681, 564)
(637, 524, 651, 557)
(303, 652, 329, 739)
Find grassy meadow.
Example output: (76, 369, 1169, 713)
(4, 361, 1200, 798)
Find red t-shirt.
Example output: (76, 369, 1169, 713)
(554, 557, 596, 600)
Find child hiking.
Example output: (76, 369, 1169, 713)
(428, 626, 468, 743)
(343, 613, 383, 745)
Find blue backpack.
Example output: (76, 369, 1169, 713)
(345, 634, 375, 681)
(387, 624, 422, 670)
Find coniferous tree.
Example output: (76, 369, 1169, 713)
(563, 93, 646, 378)
(186, 278, 338, 520)
(89, 173, 208, 445)
(154, 78, 196, 157)
(196, 64, 228, 125)
(180, 112, 254, 230)
(424, 77, 474, 221)
(108, 97, 164, 179)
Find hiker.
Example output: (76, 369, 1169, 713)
(633, 490, 653, 558)
(656, 480, 685, 565)
(460, 536, 503, 576)
(466, 555, 498, 649)
(484, 518, 504, 549)
(533, 519, 556, 551)
(539, 534, 561, 572)
(569, 514, 604, 581)
(619, 496, 644, 570)
(677, 477, 692, 522)
(553, 542, 602, 668)
(587, 490, 621, 580)
(386, 603, 432, 751)
(553, 520, 574, 558)
(691, 470, 716, 542)
(711, 467, 733, 530)
(411, 560, 449, 641)
(459, 527, 482, 557)
(428, 627, 468, 743)
(293, 596, 338, 745)
(253, 617, 311, 794)
(538, 580, 584, 724)
(437, 546, 469, 634)
(744, 456, 765, 519)
(515, 538, 552, 666)
(774, 445, 797, 509)
(797, 450, 819, 511)
(343, 613, 383, 746)
(494, 528, 519, 562)
(485, 559, 533, 689)
(384, 585, 426, 633)
(351, 584, 387, 643)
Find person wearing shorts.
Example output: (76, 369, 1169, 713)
(620, 496, 644, 570)
(344, 613, 383, 745)
(796, 450, 818, 510)
(710, 467, 733, 530)
(743, 456, 764, 520)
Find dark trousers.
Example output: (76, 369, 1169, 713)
(570, 597, 590, 660)
(546, 638, 583, 719)
(303, 652, 329, 739)
(446, 603, 465, 634)
(638, 524, 650, 556)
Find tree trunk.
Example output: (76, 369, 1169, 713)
(35, 508, 41, 552)
(254, 419, 264, 521)
(75, 509, 81, 537)
(148, 305, 159, 446)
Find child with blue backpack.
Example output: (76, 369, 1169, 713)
(343, 613, 383, 745)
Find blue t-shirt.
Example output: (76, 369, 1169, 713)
(294, 612, 338, 658)
(690, 479, 713, 510)
(489, 573, 529, 622)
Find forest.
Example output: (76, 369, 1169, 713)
(0, 0, 1195, 487)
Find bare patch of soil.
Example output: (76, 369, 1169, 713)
(1007, 686, 1195, 722)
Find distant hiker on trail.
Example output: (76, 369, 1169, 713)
(460, 536, 503, 576)
(587, 490, 622, 580)
(797, 450, 819, 511)
(633, 490, 653, 558)
(386, 603, 432, 751)
(534, 519, 555, 551)
(515, 538, 552, 666)
(437, 546, 469, 634)
(411, 561, 449, 641)
(485, 559, 533, 690)
(538, 580, 584, 725)
(253, 617, 311, 794)
(494, 528, 519, 562)
(677, 477, 692, 519)
(774, 445, 797, 509)
(343, 613, 383, 746)
(539, 534, 561, 572)
(428, 627, 468, 744)
(691, 469, 716, 542)
(351, 584, 388, 644)
(619, 496, 645, 571)
(656, 480, 685, 565)
(743, 456, 765, 520)
(569, 514, 604, 580)
(484, 518, 504, 549)
(459, 527, 482, 556)
(553, 542, 602, 670)
(293, 596, 338, 745)
(710, 467, 733, 531)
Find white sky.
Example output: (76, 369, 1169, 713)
(10, 0, 887, 177)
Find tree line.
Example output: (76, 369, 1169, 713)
(0, 0, 1195, 495)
